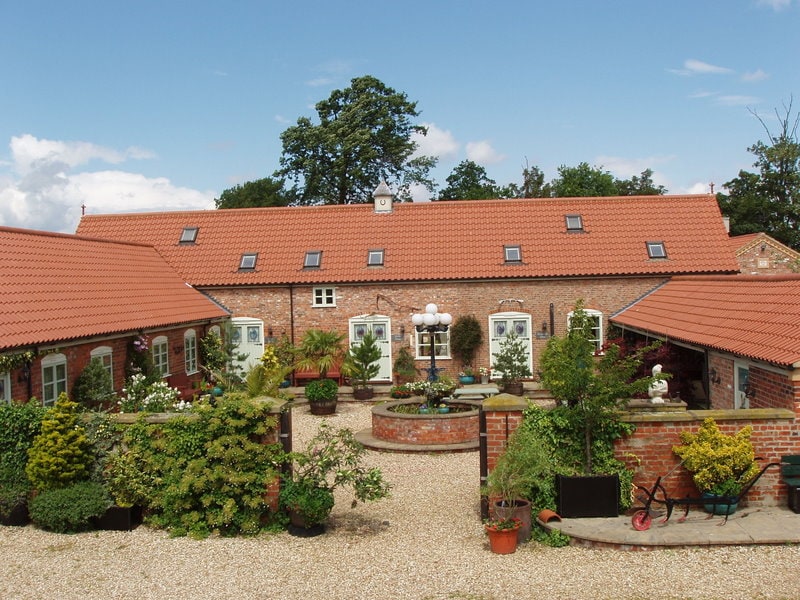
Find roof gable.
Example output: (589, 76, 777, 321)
(76, 195, 739, 286)
(611, 274, 800, 367)
(0, 227, 229, 351)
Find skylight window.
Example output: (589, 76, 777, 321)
(304, 251, 322, 269)
(504, 245, 522, 263)
(367, 249, 385, 266)
(239, 253, 258, 270)
(180, 227, 199, 244)
(646, 241, 667, 259)
(565, 214, 583, 231)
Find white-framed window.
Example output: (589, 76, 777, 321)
(185, 330, 198, 374)
(568, 309, 604, 353)
(0, 372, 9, 404)
(313, 287, 336, 307)
(415, 329, 451, 361)
(367, 249, 385, 266)
(152, 336, 169, 377)
(504, 245, 522, 263)
(90, 346, 114, 388)
(646, 241, 667, 259)
(41, 353, 67, 406)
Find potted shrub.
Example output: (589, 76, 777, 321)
(491, 332, 531, 395)
(673, 417, 759, 515)
(280, 421, 391, 536)
(345, 331, 382, 400)
(304, 378, 339, 415)
(393, 346, 417, 384)
(484, 423, 551, 544)
(484, 517, 522, 554)
(538, 301, 662, 517)
(458, 366, 475, 385)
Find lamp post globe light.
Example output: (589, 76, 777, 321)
(411, 303, 452, 382)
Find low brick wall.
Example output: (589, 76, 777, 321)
(371, 400, 481, 445)
(481, 398, 800, 508)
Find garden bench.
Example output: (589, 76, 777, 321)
(781, 455, 800, 513)
(293, 367, 343, 386)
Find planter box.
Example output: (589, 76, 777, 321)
(92, 505, 143, 531)
(788, 485, 800, 514)
(0, 504, 30, 527)
(557, 474, 619, 518)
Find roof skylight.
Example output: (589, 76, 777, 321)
(304, 251, 322, 269)
(180, 227, 199, 244)
(646, 241, 667, 259)
(239, 253, 258, 270)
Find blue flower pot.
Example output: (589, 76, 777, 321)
(702, 492, 738, 515)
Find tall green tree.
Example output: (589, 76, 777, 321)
(438, 160, 499, 200)
(214, 177, 295, 209)
(278, 75, 437, 205)
(550, 162, 618, 197)
(615, 169, 667, 196)
(718, 103, 800, 250)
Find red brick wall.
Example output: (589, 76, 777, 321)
(483, 401, 800, 508)
(6, 324, 212, 404)
(207, 277, 666, 378)
(736, 243, 800, 275)
(371, 408, 480, 445)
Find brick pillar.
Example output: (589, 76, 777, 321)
(480, 394, 527, 519)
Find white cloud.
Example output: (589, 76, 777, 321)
(716, 95, 761, 106)
(465, 140, 506, 165)
(412, 122, 459, 160)
(670, 59, 734, 76)
(594, 155, 672, 189)
(756, 0, 791, 10)
(0, 135, 214, 233)
(741, 69, 769, 83)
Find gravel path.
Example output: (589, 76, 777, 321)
(1, 402, 799, 600)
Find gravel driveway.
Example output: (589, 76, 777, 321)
(1, 402, 798, 600)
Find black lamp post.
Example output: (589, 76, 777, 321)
(411, 303, 452, 382)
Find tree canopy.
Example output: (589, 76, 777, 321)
(277, 75, 437, 205)
(214, 177, 295, 209)
(718, 102, 800, 250)
(438, 160, 499, 200)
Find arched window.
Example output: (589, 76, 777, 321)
(41, 353, 67, 405)
(152, 336, 169, 377)
(90, 345, 114, 387)
(185, 330, 198, 374)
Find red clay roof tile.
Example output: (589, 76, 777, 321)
(76, 195, 739, 286)
(1, 227, 229, 351)
(611, 274, 800, 367)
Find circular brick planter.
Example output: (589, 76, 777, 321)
(371, 400, 482, 446)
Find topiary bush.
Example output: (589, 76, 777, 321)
(28, 480, 110, 533)
(25, 394, 94, 492)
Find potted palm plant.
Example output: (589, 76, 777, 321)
(345, 331, 382, 400)
(295, 329, 349, 414)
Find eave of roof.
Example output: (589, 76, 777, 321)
(611, 274, 800, 368)
(76, 195, 740, 286)
(0, 226, 230, 351)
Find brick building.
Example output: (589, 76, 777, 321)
(0, 227, 229, 404)
(76, 192, 738, 387)
(729, 232, 800, 276)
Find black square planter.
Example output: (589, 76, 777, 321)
(556, 474, 620, 518)
(0, 504, 30, 527)
(788, 486, 800, 514)
(92, 505, 143, 531)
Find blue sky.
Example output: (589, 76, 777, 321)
(1, 0, 797, 233)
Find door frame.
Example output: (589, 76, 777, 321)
(348, 314, 393, 382)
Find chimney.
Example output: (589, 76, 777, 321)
(373, 180, 393, 213)
(722, 216, 730, 233)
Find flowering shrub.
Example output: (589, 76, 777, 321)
(119, 374, 182, 413)
(259, 346, 281, 372)
(478, 367, 491, 377)
(673, 418, 759, 497)
(389, 385, 413, 399)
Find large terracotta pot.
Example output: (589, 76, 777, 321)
(494, 498, 532, 543)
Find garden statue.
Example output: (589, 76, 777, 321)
(648, 364, 668, 403)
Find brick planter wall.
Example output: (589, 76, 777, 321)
(371, 400, 481, 445)
(481, 398, 800, 508)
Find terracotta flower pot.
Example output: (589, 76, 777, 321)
(485, 520, 521, 554)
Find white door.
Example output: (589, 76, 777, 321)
(231, 317, 264, 375)
(349, 315, 392, 382)
(734, 361, 750, 409)
(488, 312, 533, 380)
